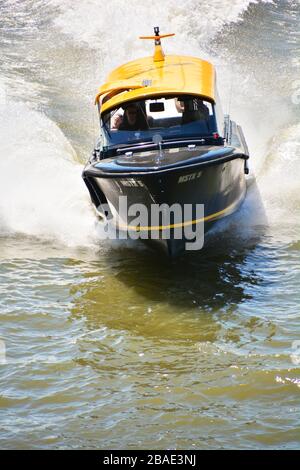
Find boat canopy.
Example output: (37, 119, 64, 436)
(97, 55, 216, 113)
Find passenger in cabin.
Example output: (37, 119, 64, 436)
(115, 103, 149, 131)
(175, 98, 209, 124)
(111, 112, 123, 130)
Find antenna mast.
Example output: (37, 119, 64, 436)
(140, 27, 175, 62)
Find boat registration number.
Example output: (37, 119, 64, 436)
(178, 172, 202, 183)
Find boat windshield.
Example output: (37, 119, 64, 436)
(101, 96, 219, 149)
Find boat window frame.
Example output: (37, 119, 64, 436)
(214, 82, 225, 137)
(98, 94, 222, 153)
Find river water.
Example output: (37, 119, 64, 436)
(0, 0, 299, 449)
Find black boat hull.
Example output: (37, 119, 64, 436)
(83, 146, 248, 257)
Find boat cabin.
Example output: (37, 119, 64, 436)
(94, 32, 225, 157)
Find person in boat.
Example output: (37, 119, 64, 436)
(115, 103, 150, 131)
(111, 112, 123, 130)
(175, 97, 209, 124)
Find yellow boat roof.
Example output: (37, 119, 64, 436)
(97, 55, 216, 114)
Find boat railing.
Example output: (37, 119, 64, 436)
(115, 137, 224, 156)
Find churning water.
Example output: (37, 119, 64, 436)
(0, 0, 299, 449)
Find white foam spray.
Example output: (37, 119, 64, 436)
(0, 90, 97, 247)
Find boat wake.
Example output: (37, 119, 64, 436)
(0, 0, 298, 249)
(52, 0, 265, 51)
(258, 122, 300, 240)
(0, 83, 97, 247)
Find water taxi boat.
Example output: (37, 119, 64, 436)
(82, 28, 249, 256)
